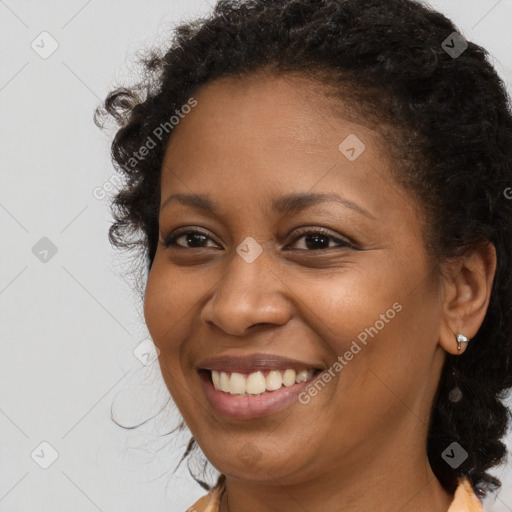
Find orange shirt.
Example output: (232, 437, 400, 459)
(186, 477, 483, 512)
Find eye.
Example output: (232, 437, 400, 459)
(286, 227, 356, 251)
(161, 228, 221, 249)
(161, 227, 357, 251)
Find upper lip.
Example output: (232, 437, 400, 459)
(197, 353, 324, 374)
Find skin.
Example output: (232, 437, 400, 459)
(143, 70, 496, 512)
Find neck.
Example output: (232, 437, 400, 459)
(219, 434, 454, 512)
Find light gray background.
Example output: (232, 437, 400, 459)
(1, 1, 511, 511)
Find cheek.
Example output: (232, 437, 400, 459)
(143, 256, 197, 348)
(143, 268, 171, 346)
(288, 263, 405, 351)
(143, 261, 195, 409)
(144, 252, 206, 348)
(290, 258, 439, 399)
(325, 279, 441, 430)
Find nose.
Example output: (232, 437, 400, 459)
(200, 246, 293, 337)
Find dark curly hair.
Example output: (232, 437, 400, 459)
(95, 0, 512, 499)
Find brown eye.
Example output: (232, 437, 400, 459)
(287, 228, 356, 251)
(161, 227, 357, 251)
(162, 229, 220, 249)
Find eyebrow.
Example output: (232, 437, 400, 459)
(161, 192, 374, 219)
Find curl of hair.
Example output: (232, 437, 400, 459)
(95, 0, 512, 497)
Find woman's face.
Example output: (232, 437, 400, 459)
(144, 72, 449, 483)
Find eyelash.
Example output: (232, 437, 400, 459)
(162, 227, 357, 251)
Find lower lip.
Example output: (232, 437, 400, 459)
(199, 370, 318, 419)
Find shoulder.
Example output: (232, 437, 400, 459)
(186, 476, 226, 512)
(447, 478, 483, 512)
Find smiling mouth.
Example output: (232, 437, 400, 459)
(200, 368, 322, 396)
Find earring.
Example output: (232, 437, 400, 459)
(456, 333, 469, 351)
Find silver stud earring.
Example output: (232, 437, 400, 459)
(456, 333, 469, 351)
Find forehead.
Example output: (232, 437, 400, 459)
(161, 71, 392, 196)
(171, 71, 378, 143)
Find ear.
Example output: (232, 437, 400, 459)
(438, 242, 497, 355)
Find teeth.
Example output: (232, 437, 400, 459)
(282, 369, 296, 387)
(229, 372, 246, 395)
(246, 371, 266, 394)
(210, 368, 317, 395)
(219, 371, 230, 393)
(212, 370, 221, 389)
(266, 370, 282, 390)
(295, 369, 310, 383)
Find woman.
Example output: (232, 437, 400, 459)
(95, 0, 512, 510)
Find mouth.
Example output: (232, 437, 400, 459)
(196, 353, 326, 419)
(199, 368, 322, 396)
(198, 365, 324, 419)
